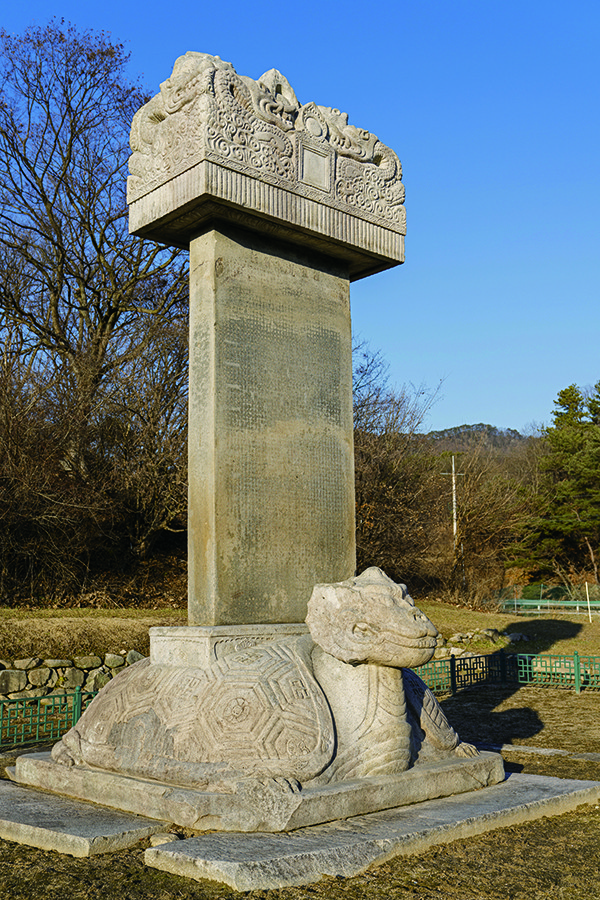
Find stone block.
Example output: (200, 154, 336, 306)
(145, 774, 600, 890)
(481, 628, 501, 642)
(0, 670, 27, 693)
(13, 658, 41, 670)
(8, 688, 48, 699)
(73, 656, 102, 670)
(149, 832, 182, 847)
(187, 228, 355, 625)
(28, 667, 51, 687)
(150, 624, 308, 668)
(62, 668, 85, 689)
(11, 751, 504, 833)
(85, 670, 112, 691)
(104, 654, 125, 669)
(40, 692, 67, 705)
(125, 650, 145, 665)
(43, 659, 73, 668)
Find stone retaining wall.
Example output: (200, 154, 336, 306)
(0, 650, 146, 700)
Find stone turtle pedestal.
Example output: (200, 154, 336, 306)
(12, 572, 505, 832)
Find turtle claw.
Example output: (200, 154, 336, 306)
(51, 740, 75, 767)
(271, 776, 302, 793)
(455, 741, 479, 758)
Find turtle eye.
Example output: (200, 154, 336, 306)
(352, 622, 379, 640)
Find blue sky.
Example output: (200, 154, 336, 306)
(3, 1, 599, 433)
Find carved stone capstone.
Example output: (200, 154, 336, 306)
(127, 53, 405, 279)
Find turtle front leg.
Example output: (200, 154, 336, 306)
(402, 667, 480, 758)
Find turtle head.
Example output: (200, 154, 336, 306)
(306, 567, 438, 669)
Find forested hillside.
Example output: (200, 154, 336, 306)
(426, 423, 527, 452)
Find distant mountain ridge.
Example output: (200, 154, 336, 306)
(425, 423, 526, 450)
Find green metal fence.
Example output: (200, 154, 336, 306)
(416, 650, 600, 695)
(0, 687, 97, 750)
(496, 583, 600, 615)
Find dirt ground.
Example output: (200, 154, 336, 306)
(1, 684, 599, 900)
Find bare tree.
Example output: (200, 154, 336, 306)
(446, 442, 536, 602)
(352, 340, 443, 585)
(0, 22, 191, 600)
(0, 327, 112, 601)
(99, 309, 189, 559)
(0, 21, 188, 474)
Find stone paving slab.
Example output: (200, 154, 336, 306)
(478, 742, 600, 761)
(0, 780, 167, 857)
(145, 773, 600, 891)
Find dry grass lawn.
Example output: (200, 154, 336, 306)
(0, 608, 186, 660)
(0, 599, 598, 661)
(417, 598, 600, 657)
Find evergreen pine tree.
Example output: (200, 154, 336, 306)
(519, 383, 600, 583)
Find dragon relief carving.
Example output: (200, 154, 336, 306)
(128, 52, 405, 230)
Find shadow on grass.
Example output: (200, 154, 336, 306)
(437, 618, 582, 746)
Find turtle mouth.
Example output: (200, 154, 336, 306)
(391, 635, 438, 649)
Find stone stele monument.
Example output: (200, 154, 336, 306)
(12, 53, 503, 831)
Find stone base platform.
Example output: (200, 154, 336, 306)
(10, 750, 504, 833)
(0, 780, 167, 857)
(145, 773, 600, 890)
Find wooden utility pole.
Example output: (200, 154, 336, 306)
(442, 455, 464, 551)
